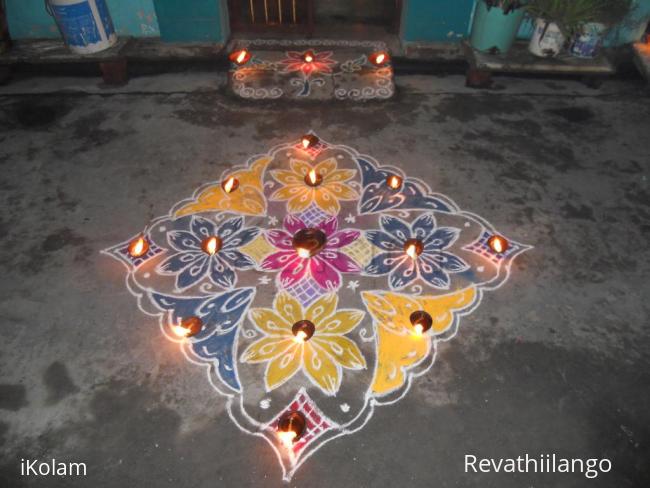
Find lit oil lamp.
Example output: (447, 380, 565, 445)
(221, 176, 239, 194)
(302, 51, 315, 63)
(172, 316, 203, 338)
(292, 228, 327, 258)
(301, 134, 319, 150)
(277, 411, 306, 448)
(228, 48, 252, 66)
(404, 239, 424, 260)
(201, 236, 222, 255)
(292, 320, 315, 343)
(304, 168, 323, 187)
(487, 235, 509, 254)
(386, 174, 403, 190)
(369, 51, 390, 66)
(409, 310, 433, 337)
(128, 236, 149, 258)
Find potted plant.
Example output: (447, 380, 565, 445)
(526, 0, 607, 57)
(570, 0, 633, 57)
(470, 1, 528, 54)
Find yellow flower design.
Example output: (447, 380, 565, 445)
(241, 292, 366, 395)
(270, 158, 359, 215)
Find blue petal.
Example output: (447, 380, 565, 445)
(389, 257, 417, 289)
(379, 215, 411, 243)
(191, 216, 216, 240)
(209, 256, 236, 288)
(424, 227, 460, 250)
(424, 251, 469, 273)
(168, 230, 202, 252)
(411, 213, 436, 240)
(191, 327, 240, 391)
(217, 216, 244, 241)
(158, 251, 202, 274)
(222, 227, 260, 249)
(366, 230, 402, 251)
(219, 249, 255, 269)
(418, 255, 451, 289)
(365, 251, 404, 275)
(176, 255, 209, 289)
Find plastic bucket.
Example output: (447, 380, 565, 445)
(47, 0, 117, 54)
(470, 1, 525, 54)
(529, 18, 565, 57)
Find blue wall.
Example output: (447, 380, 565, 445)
(153, 0, 228, 43)
(6, 0, 159, 38)
(401, 0, 475, 42)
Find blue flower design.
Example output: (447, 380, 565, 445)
(158, 216, 259, 290)
(365, 214, 469, 290)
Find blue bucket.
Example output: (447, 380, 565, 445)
(47, 0, 117, 54)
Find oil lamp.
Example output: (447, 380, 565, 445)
(404, 239, 424, 260)
(221, 176, 239, 194)
(487, 235, 509, 254)
(369, 51, 389, 66)
(201, 236, 222, 255)
(228, 49, 251, 66)
(173, 316, 203, 338)
(386, 174, 403, 190)
(277, 411, 306, 448)
(128, 236, 149, 258)
(302, 51, 315, 63)
(292, 320, 315, 343)
(301, 134, 319, 149)
(292, 228, 327, 258)
(304, 168, 323, 187)
(409, 310, 433, 337)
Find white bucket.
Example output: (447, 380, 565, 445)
(47, 0, 117, 54)
(529, 18, 565, 57)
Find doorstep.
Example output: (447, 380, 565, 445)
(226, 39, 395, 101)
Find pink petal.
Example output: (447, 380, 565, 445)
(318, 216, 338, 236)
(265, 230, 294, 250)
(284, 215, 306, 234)
(261, 250, 298, 271)
(309, 256, 341, 290)
(325, 230, 360, 249)
(280, 257, 309, 287)
(319, 250, 361, 273)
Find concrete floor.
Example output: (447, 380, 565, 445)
(0, 72, 649, 488)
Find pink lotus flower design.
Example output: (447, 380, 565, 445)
(279, 50, 336, 76)
(261, 215, 360, 290)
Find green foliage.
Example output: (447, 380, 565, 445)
(526, 0, 632, 37)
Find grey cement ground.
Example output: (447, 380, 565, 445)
(0, 72, 649, 488)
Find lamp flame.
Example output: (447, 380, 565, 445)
(302, 138, 310, 149)
(488, 235, 508, 254)
(413, 323, 424, 337)
(172, 325, 189, 338)
(205, 237, 218, 255)
(236, 50, 247, 64)
(406, 243, 419, 259)
(303, 52, 314, 63)
(376, 53, 386, 64)
(297, 247, 311, 259)
(223, 177, 236, 193)
(308, 169, 318, 185)
(293, 330, 308, 343)
(387, 175, 402, 189)
(278, 430, 297, 449)
(128, 236, 149, 258)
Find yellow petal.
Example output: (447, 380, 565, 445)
(241, 337, 294, 363)
(287, 188, 314, 213)
(313, 336, 366, 370)
(314, 188, 340, 215)
(265, 343, 302, 390)
(325, 169, 356, 183)
(314, 158, 337, 176)
(318, 310, 365, 335)
(271, 185, 307, 201)
(305, 293, 338, 324)
(324, 182, 359, 200)
(272, 169, 303, 186)
(303, 342, 341, 395)
(290, 159, 312, 176)
(275, 292, 303, 325)
(249, 309, 292, 336)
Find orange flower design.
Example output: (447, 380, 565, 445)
(270, 158, 359, 215)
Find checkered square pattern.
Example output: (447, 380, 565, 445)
(341, 235, 376, 268)
(297, 204, 330, 227)
(118, 241, 163, 268)
(269, 390, 337, 456)
(464, 231, 518, 265)
(293, 140, 328, 159)
(286, 277, 326, 307)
